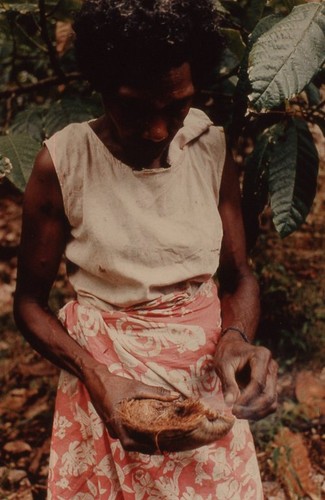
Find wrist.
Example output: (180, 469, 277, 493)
(220, 326, 250, 344)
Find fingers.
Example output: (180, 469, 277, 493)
(103, 381, 181, 453)
(237, 346, 272, 404)
(215, 343, 278, 420)
(88, 371, 179, 453)
(122, 440, 159, 455)
(133, 383, 180, 402)
(215, 361, 241, 408)
(118, 433, 159, 455)
(233, 358, 278, 420)
(107, 417, 160, 455)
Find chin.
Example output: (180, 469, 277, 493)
(128, 143, 168, 166)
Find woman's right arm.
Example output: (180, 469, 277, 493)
(14, 146, 100, 379)
(14, 148, 177, 453)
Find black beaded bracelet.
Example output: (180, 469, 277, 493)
(221, 326, 250, 343)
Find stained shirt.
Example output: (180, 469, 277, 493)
(44, 108, 226, 310)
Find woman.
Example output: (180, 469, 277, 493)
(14, 1, 277, 498)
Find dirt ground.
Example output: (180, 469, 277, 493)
(0, 130, 324, 499)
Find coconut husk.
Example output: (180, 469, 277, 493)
(117, 397, 235, 453)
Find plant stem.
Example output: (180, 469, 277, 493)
(0, 72, 82, 99)
(38, 0, 65, 80)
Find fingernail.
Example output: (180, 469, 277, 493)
(170, 391, 180, 398)
(225, 393, 234, 406)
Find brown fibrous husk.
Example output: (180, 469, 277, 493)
(117, 397, 235, 452)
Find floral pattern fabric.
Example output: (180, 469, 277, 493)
(48, 280, 263, 499)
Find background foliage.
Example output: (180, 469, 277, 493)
(0, 4, 324, 496)
(0, 0, 324, 243)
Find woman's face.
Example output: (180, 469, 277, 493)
(102, 62, 195, 168)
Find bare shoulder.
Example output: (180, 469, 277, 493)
(24, 146, 65, 218)
(29, 146, 58, 186)
(16, 146, 69, 300)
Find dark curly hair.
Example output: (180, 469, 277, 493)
(73, 0, 224, 93)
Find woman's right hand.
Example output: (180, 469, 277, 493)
(13, 145, 178, 455)
(83, 363, 180, 454)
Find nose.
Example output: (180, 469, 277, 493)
(142, 115, 169, 142)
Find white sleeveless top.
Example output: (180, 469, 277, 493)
(45, 108, 226, 311)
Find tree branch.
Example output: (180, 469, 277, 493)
(38, 0, 66, 80)
(15, 20, 47, 52)
(0, 72, 82, 99)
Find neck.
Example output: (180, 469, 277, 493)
(89, 116, 170, 170)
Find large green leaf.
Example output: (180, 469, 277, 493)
(10, 107, 47, 143)
(283, 0, 306, 11)
(44, 96, 103, 138)
(268, 118, 319, 237)
(235, 14, 285, 102)
(242, 132, 270, 249)
(248, 3, 325, 111)
(243, 132, 270, 213)
(248, 13, 286, 45)
(230, 13, 284, 141)
(304, 82, 321, 107)
(0, 95, 102, 191)
(0, 134, 40, 191)
(220, 28, 246, 62)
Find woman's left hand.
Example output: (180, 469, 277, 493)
(213, 332, 278, 420)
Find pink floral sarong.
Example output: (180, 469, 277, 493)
(48, 280, 263, 499)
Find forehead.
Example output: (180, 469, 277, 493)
(117, 62, 194, 100)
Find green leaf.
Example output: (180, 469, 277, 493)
(0, 2, 39, 14)
(304, 83, 321, 106)
(242, 132, 270, 249)
(283, 0, 306, 12)
(0, 37, 13, 75)
(212, 0, 229, 14)
(0, 134, 40, 191)
(52, 0, 83, 20)
(0, 15, 12, 40)
(220, 28, 246, 62)
(44, 96, 103, 138)
(218, 47, 240, 79)
(231, 14, 284, 142)
(248, 3, 325, 111)
(243, 0, 267, 32)
(268, 118, 319, 237)
(10, 107, 47, 143)
(243, 132, 270, 213)
(249, 13, 286, 45)
(0, 153, 12, 179)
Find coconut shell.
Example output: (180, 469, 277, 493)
(117, 397, 235, 452)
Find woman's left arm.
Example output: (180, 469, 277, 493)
(214, 150, 278, 420)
